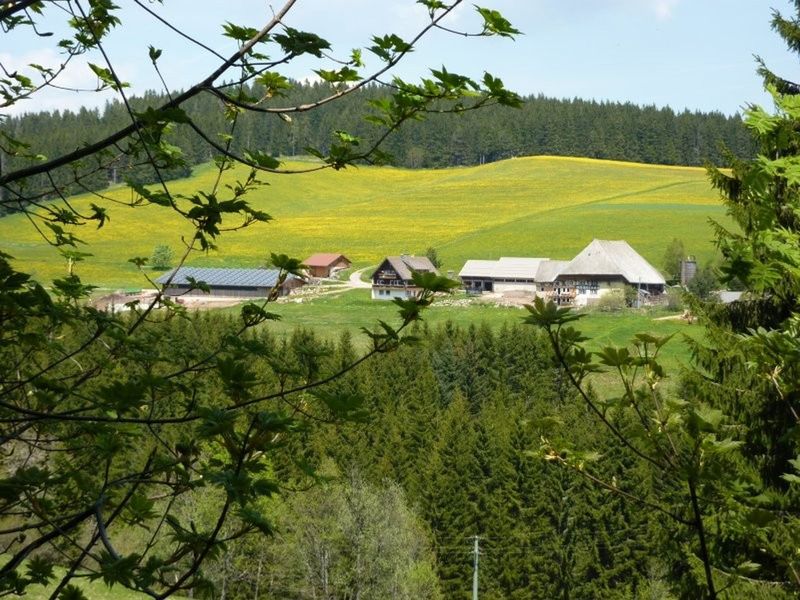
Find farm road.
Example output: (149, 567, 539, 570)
(348, 267, 372, 289)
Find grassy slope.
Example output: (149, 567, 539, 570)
(0, 156, 726, 289)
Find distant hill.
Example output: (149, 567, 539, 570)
(0, 156, 727, 288)
(1, 83, 753, 208)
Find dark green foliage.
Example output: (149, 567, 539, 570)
(0, 3, 524, 594)
(686, 263, 718, 299)
(521, 4, 800, 594)
(663, 238, 686, 282)
(252, 322, 668, 600)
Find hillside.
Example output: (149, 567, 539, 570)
(1, 87, 753, 210)
(0, 155, 726, 288)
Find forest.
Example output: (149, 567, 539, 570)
(90, 316, 688, 600)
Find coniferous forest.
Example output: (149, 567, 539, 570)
(97, 315, 793, 600)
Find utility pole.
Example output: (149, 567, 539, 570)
(637, 277, 641, 309)
(472, 535, 480, 600)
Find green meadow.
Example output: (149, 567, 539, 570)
(251, 288, 699, 387)
(0, 156, 726, 289)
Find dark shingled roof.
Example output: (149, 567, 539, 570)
(156, 267, 299, 288)
(375, 255, 438, 281)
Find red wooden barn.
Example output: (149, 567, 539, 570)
(303, 253, 352, 278)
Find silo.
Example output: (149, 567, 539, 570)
(680, 256, 697, 286)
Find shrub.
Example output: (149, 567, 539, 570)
(595, 289, 626, 312)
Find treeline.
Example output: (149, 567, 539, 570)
(0, 83, 754, 212)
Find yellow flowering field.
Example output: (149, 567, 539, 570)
(0, 156, 725, 288)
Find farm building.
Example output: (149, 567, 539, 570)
(371, 255, 438, 300)
(554, 239, 666, 306)
(459, 240, 665, 307)
(156, 267, 305, 298)
(303, 253, 352, 278)
(460, 257, 548, 294)
(530, 260, 572, 304)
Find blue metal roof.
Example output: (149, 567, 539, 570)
(156, 267, 298, 288)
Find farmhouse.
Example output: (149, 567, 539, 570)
(554, 239, 665, 306)
(371, 255, 438, 300)
(531, 260, 572, 304)
(303, 253, 352, 278)
(156, 267, 305, 298)
(459, 240, 665, 307)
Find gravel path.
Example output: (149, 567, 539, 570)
(348, 267, 373, 289)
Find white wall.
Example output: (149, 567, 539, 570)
(573, 281, 624, 307)
(494, 281, 536, 294)
(371, 287, 416, 301)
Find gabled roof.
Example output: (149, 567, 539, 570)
(375, 255, 438, 281)
(459, 260, 498, 278)
(304, 253, 350, 267)
(495, 257, 548, 279)
(558, 240, 665, 285)
(459, 257, 549, 280)
(535, 260, 570, 282)
(156, 267, 299, 288)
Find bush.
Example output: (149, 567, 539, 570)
(595, 289, 626, 312)
(150, 244, 174, 270)
(666, 287, 684, 311)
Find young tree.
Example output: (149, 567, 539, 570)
(0, 2, 518, 597)
(662, 238, 685, 282)
(425, 246, 443, 269)
(256, 466, 442, 600)
(150, 244, 174, 270)
(685, 262, 717, 299)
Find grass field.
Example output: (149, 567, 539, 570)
(0, 156, 727, 289)
(256, 289, 699, 385)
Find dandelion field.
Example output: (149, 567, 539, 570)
(0, 156, 726, 288)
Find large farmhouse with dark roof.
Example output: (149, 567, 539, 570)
(458, 240, 665, 306)
(156, 267, 305, 298)
(371, 255, 438, 300)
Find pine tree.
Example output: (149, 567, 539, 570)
(422, 391, 482, 599)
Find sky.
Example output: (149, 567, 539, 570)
(2, 0, 797, 117)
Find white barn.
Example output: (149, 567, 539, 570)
(459, 257, 548, 294)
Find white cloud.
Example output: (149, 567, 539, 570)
(652, 0, 679, 20)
